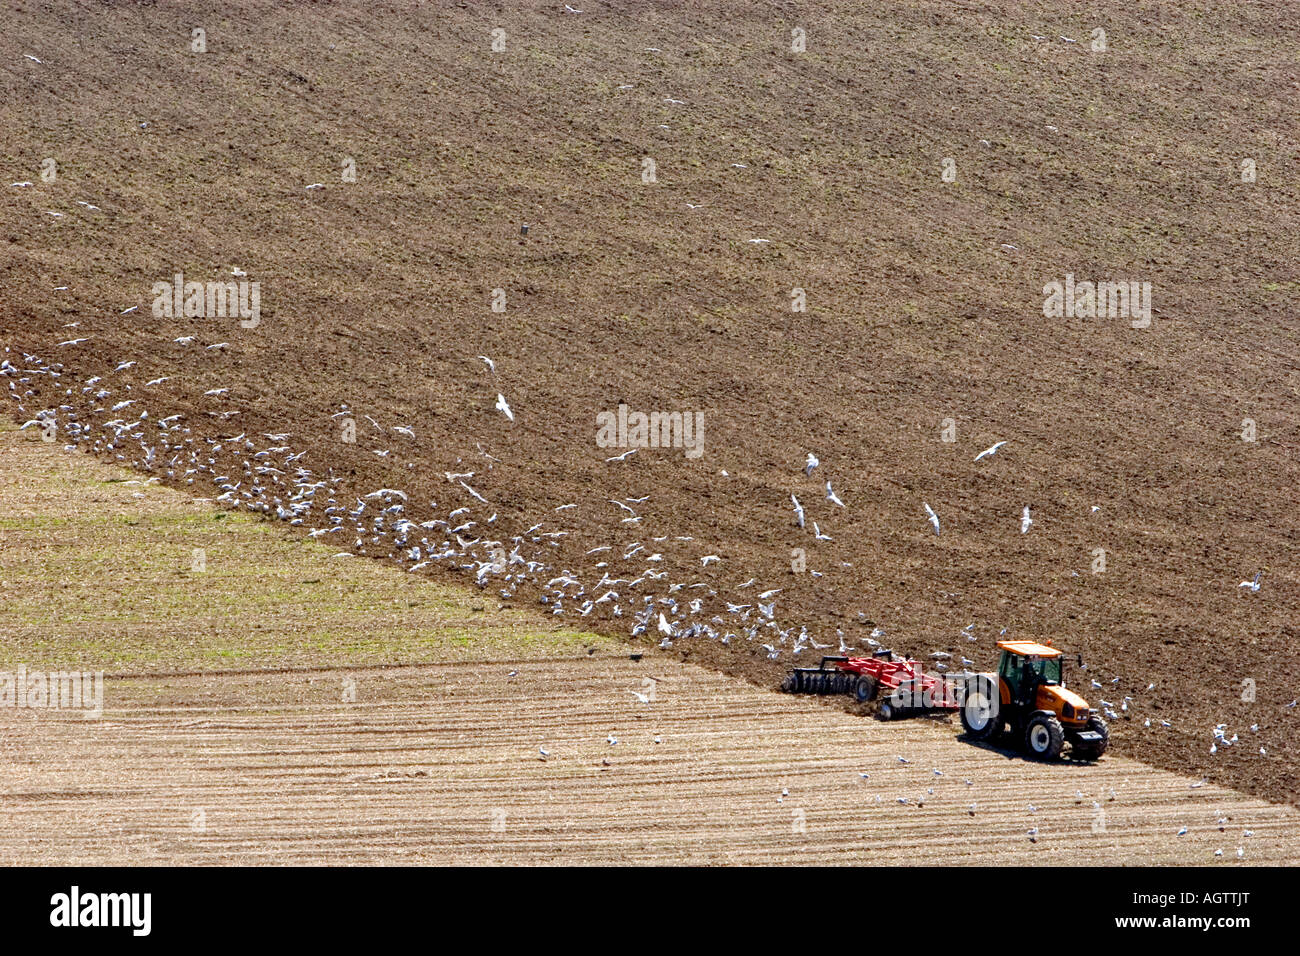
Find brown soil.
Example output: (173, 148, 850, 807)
(1, 1, 1297, 805)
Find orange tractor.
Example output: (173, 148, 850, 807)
(960, 640, 1108, 761)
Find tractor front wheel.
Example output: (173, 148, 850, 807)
(1025, 714, 1065, 761)
(1073, 716, 1110, 761)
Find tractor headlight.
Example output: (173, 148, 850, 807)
(1062, 703, 1075, 718)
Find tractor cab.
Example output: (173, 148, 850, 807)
(996, 640, 1088, 722)
(998, 642, 1062, 707)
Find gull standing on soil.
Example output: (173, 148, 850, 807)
(1020, 506, 1032, 534)
(1239, 572, 1262, 592)
(791, 494, 805, 528)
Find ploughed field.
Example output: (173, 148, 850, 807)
(2, 0, 1298, 804)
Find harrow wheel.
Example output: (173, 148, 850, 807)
(854, 675, 878, 703)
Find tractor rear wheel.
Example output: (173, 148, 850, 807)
(854, 675, 878, 703)
(1025, 714, 1065, 761)
(1073, 716, 1109, 761)
(960, 676, 1000, 741)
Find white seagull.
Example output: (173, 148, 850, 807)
(825, 481, 845, 508)
(791, 494, 805, 528)
(804, 452, 819, 476)
(923, 502, 940, 535)
(1020, 506, 1033, 534)
(495, 393, 514, 421)
(1239, 572, 1262, 592)
(974, 441, 1007, 462)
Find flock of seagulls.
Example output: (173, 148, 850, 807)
(4, 344, 859, 678)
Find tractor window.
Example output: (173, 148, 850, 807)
(1019, 656, 1060, 684)
(1000, 654, 1018, 679)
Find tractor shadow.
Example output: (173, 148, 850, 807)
(873, 709, 1106, 766)
(956, 730, 1105, 766)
